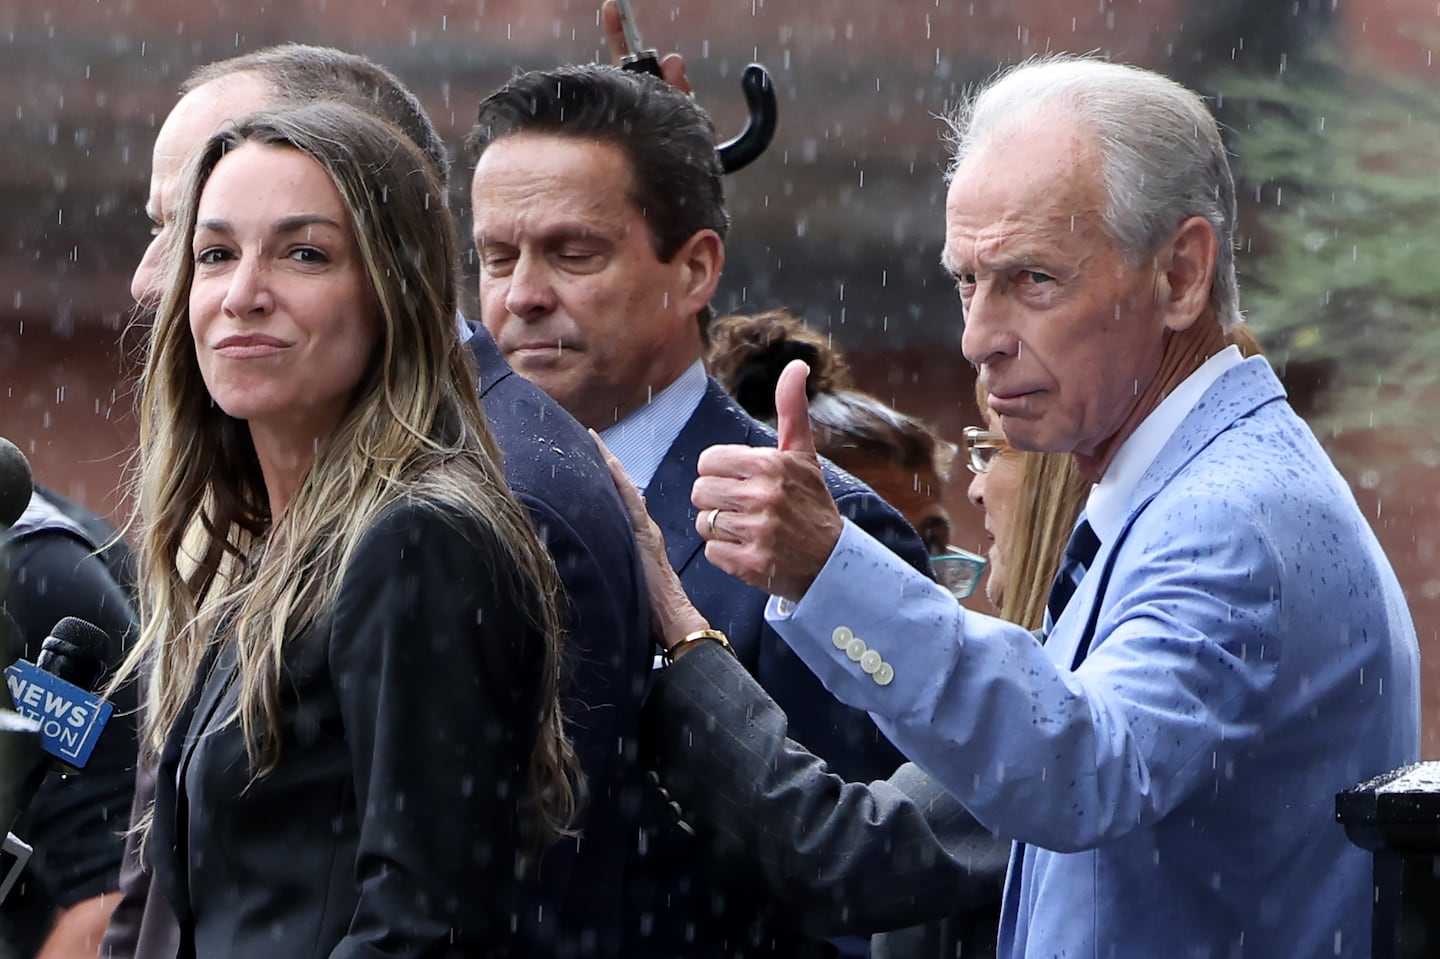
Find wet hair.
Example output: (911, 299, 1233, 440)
(467, 63, 730, 335)
(945, 54, 1241, 330)
(708, 309, 955, 551)
(182, 43, 451, 186)
(116, 101, 577, 855)
(809, 390, 956, 482)
(708, 310, 852, 420)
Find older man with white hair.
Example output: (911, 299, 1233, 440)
(626, 55, 1421, 958)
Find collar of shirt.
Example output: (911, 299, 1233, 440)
(599, 360, 708, 493)
(1086, 344, 1243, 544)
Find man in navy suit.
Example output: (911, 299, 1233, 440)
(680, 56, 1421, 958)
(106, 46, 650, 959)
(468, 64, 933, 956)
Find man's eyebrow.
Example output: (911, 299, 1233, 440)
(476, 223, 616, 246)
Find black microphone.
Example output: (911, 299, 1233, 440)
(4, 618, 114, 832)
(0, 436, 33, 530)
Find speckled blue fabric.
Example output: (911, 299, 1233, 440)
(771, 356, 1420, 959)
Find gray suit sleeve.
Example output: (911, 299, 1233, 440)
(645, 641, 1008, 937)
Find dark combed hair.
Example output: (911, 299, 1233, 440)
(183, 43, 451, 186)
(467, 64, 730, 334)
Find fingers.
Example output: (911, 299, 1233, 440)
(775, 360, 818, 457)
(658, 53, 693, 94)
(696, 442, 770, 481)
(601, 0, 630, 60)
(590, 434, 711, 646)
(591, 428, 649, 530)
(601, 0, 693, 94)
(694, 505, 749, 545)
(702, 538, 771, 591)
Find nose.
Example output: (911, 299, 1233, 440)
(967, 467, 987, 512)
(131, 235, 164, 308)
(221, 254, 273, 319)
(503, 252, 557, 321)
(959, 285, 1018, 368)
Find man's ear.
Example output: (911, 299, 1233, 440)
(673, 229, 725, 318)
(1154, 216, 1218, 332)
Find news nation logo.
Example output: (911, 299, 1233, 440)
(3, 661, 111, 767)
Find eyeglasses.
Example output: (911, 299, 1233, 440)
(932, 544, 988, 600)
(962, 426, 1009, 474)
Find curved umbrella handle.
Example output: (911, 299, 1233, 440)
(717, 63, 778, 174)
(620, 55, 778, 175)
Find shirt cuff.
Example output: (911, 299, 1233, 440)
(764, 518, 863, 623)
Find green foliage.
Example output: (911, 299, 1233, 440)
(1218, 45, 1440, 435)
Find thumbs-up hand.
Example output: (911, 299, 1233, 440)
(775, 357, 819, 457)
(692, 360, 844, 602)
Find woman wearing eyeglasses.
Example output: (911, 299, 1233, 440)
(963, 395, 1089, 630)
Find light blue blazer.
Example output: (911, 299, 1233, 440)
(769, 357, 1420, 959)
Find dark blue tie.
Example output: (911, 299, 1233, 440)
(1045, 518, 1100, 628)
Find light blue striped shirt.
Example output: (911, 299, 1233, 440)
(599, 360, 708, 493)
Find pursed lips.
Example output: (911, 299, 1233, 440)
(213, 333, 290, 358)
(983, 385, 1040, 415)
(505, 339, 577, 361)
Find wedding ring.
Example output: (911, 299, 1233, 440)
(706, 507, 722, 537)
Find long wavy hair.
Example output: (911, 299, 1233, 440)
(997, 452, 1089, 631)
(112, 102, 580, 852)
(971, 379, 1089, 631)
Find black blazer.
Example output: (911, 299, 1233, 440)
(105, 332, 650, 959)
(148, 501, 549, 959)
(624, 379, 935, 958)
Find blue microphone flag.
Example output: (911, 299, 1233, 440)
(3, 660, 111, 767)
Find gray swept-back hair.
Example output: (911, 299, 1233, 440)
(944, 55, 1241, 330)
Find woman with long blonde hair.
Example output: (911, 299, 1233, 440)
(964, 382, 1090, 631)
(112, 101, 577, 958)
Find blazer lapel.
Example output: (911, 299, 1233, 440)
(175, 639, 239, 779)
(465, 322, 514, 399)
(1127, 357, 1286, 515)
(645, 379, 762, 576)
(151, 640, 237, 926)
(1049, 358, 1287, 669)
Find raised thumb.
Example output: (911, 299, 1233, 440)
(775, 359, 817, 457)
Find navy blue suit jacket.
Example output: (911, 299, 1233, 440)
(469, 326, 651, 958)
(625, 378, 932, 957)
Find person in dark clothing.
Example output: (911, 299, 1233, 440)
(105, 44, 650, 959)
(109, 102, 579, 958)
(1, 485, 137, 959)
